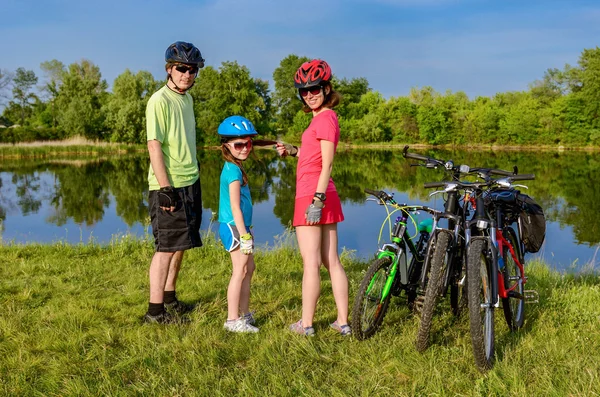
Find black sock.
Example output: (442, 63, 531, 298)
(148, 302, 164, 316)
(163, 290, 177, 304)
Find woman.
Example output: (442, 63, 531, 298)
(277, 59, 350, 336)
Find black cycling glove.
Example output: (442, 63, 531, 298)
(158, 186, 179, 208)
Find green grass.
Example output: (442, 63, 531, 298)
(1, 234, 599, 396)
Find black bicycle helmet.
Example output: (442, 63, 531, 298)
(165, 41, 205, 68)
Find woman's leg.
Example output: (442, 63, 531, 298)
(296, 225, 322, 327)
(239, 254, 255, 315)
(321, 223, 349, 325)
(227, 249, 250, 320)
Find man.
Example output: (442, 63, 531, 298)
(144, 41, 204, 323)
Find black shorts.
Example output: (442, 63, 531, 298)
(149, 179, 203, 252)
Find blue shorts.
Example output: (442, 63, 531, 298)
(219, 223, 253, 252)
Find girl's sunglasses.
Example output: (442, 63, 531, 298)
(299, 86, 322, 97)
(174, 65, 199, 75)
(231, 140, 253, 151)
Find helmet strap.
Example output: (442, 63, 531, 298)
(167, 74, 195, 94)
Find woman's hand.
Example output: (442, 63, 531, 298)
(276, 142, 298, 157)
(305, 200, 324, 225)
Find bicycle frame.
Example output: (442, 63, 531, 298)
(496, 230, 526, 298)
(370, 207, 436, 303)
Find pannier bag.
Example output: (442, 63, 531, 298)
(517, 193, 546, 253)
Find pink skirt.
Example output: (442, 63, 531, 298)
(293, 191, 344, 227)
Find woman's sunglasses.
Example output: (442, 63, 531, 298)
(174, 65, 199, 75)
(299, 86, 323, 97)
(231, 140, 253, 151)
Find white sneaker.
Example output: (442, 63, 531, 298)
(224, 318, 259, 333)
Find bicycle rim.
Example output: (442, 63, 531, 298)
(351, 256, 394, 340)
(502, 227, 525, 330)
(416, 230, 451, 352)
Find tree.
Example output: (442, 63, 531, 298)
(497, 92, 541, 145)
(379, 96, 419, 142)
(578, 46, 600, 129)
(103, 69, 159, 143)
(333, 77, 370, 120)
(271, 54, 310, 135)
(0, 69, 12, 106)
(190, 61, 267, 145)
(55, 60, 108, 139)
(40, 60, 66, 129)
(10, 68, 38, 125)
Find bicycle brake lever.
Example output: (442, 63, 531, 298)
(512, 184, 528, 189)
(366, 198, 385, 205)
(428, 190, 445, 198)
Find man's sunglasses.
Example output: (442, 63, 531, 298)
(174, 65, 199, 75)
(231, 140, 253, 151)
(299, 86, 323, 97)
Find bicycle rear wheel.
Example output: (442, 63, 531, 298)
(502, 227, 525, 330)
(415, 230, 451, 352)
(467, 238, 495, 371)
(351, 256, 394, 340)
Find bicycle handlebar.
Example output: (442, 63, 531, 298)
(509, 174, 535, 181)
(364, 188, 393, 202)
(423, 181, 447, 189)
(403, 146, 524, 178)
(402, 146, 432, 162)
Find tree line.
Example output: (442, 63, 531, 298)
(0, 47, 599, 146)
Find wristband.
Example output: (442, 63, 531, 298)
(313, 192, 326, 202)
(240, 233, 252, 240)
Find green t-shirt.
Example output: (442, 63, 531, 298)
(146, 85, 199, 190)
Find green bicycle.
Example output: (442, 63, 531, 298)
(351, 188, 443, 340)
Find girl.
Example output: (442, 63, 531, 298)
(218, 115, 259, 333)
(277, 60, 350, 336)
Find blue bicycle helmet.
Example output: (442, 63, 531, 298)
(218, 116, 258, 141)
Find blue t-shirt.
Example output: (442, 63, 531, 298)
(218, 162, 253, 227)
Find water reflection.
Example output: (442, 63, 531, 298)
(0, 148, 598, 271)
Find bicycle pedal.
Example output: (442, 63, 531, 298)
(524, 290, 539, 304)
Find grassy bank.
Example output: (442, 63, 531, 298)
(1, 137, 599, 160)
(0, 137, 144, 158)
(1, 236, 599, 396)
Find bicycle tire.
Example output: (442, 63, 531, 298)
(351, 256, 394, 340)
(467, 238, 495, 371)
(502, 227, 525, 330)
(415, 230, 451, 352)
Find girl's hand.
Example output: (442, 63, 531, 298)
(240, 233, 253, 255)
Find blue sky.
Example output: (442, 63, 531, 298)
(1, 0, 598, 99)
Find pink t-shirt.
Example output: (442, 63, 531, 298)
(295, 110, 340, 199)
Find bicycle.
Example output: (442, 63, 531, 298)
(402, 147, 472, 352)
(456, 172, 539, 371)
(351, 188, 443, 340)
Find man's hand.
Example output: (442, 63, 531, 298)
(305, 200, 324, 225)
(240, 233, 253, 255)
(158, 186, 179, 211)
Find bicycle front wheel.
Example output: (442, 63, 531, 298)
(502, 227, 525, 330)
(351, 256, 394, 340)
(415, 230, 451, 352)
(467, 238, 495, 371)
